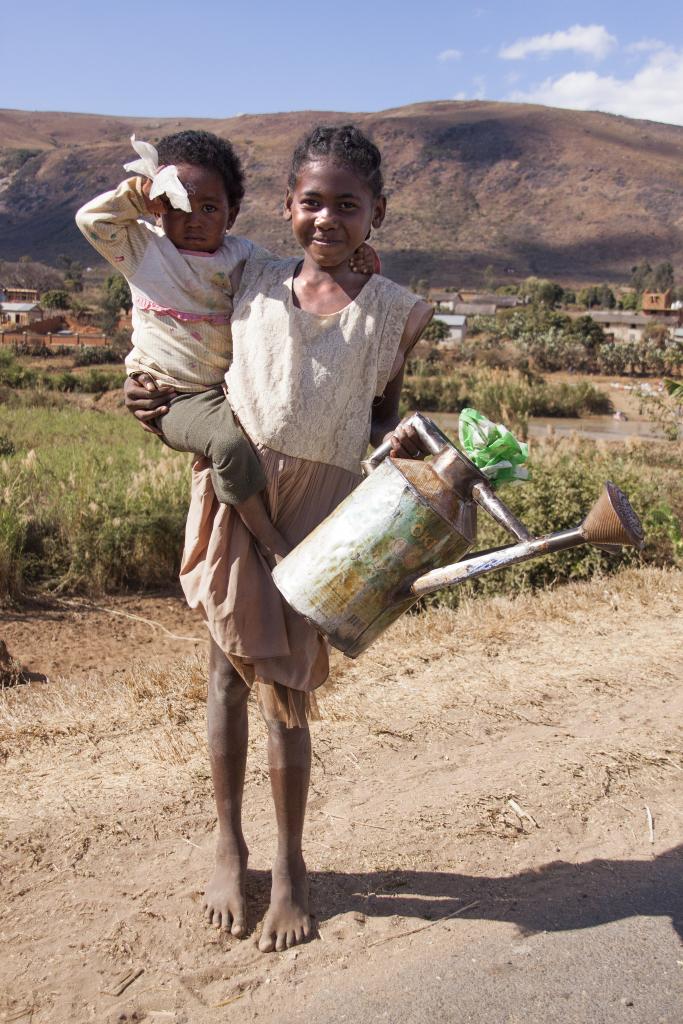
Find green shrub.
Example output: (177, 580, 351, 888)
(424, 437, 682, 608)
(401, 368, 611, 435)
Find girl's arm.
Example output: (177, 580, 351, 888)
(370, 299, 434, 458)
(75, 177, 154, 277)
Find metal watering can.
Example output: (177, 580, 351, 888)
(272, 413, 645, 658)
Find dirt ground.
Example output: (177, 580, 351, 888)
(1, 566, 682, 1023)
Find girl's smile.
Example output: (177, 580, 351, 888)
(285, 160, 385, 272)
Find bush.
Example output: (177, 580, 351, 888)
(401, 368, 611, 435)
(73, 346, 126, 367)
(424, 436, 682, 608)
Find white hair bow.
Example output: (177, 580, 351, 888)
(123, 135, 192, 213)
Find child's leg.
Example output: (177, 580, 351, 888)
(161, 389, 290, 563)
(258, 691, 313, 953)
(203, 639, 251, 937)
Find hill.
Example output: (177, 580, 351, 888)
(1, 101, 683, 285)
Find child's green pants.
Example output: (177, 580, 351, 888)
(159, 386, 266, 505)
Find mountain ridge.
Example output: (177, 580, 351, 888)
(1, 100, 682, 285)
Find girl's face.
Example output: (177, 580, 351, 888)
(285, 160, 386, 270)
(161, 163, 238, 253)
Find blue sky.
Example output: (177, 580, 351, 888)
(5, 0, 683, 125)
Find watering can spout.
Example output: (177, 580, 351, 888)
(409, 482, 644, 599)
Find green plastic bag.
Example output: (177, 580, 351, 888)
(458, 408, 529, 485)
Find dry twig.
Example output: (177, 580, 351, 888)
(369, 901, 481, 946)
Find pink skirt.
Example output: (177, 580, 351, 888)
(180, 445, 360, 725)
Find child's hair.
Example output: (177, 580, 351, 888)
(156, 130, 245, 207)
(288, 124, 384, 198)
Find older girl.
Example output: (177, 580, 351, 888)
(126, 124, 431, 953)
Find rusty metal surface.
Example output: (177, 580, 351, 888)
(273, 457, 474, 658)
(410, 528, 586, 598)
(471, 480, 533, 542)
(581, 482, 645, 549)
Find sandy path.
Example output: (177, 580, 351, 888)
(1, 567, 681, 1022)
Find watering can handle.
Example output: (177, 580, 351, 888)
(362, 412, 452, 475)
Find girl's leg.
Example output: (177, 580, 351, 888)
(258, 714, 313, 952)
(203, 638, 250, 937)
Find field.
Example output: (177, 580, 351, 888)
(1, 363, 682, 1022)
(1, 354, 681, 602)
(1, 568, 682, 1022)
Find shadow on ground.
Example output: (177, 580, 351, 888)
(245, 845, 682, 940)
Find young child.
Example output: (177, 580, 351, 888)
(76, 130, 290, 562)
(126, 125, 432, 953)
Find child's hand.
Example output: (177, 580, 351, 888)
(141, 177, 169, 218)
(123, 373, 176, 435)
(349, 242, 380, 276)
(385, 416, 428, 459)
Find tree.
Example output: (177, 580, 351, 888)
(483, 264, 496, 292)
(598, 284, 616, 309)
(631, 260, 653, 292)
(569, 315, 606, 352)
(57, 255, 84, 293)
(652, 261, 674, 292)
(41, 289, 71, 310)
(422, 318, 450, 342)
(620, 290, 639, 311)
(520, 276, 563, 308)
(104, 273, 133, 313)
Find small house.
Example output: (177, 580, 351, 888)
(433, 314, 467, 343)
(0, 302, 44, 327)
(428, 290, 458, 313)
(641, 290, 672, 314)
(3, 287, 40, 304)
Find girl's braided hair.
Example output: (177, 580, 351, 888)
(288, 124, 384, 197)
(156, 130, 245, 207)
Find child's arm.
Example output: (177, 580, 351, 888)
(370, 299, 433, 457)
(75, 177, 155, 277)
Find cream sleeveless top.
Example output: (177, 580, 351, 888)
(226, 255, 421, 474)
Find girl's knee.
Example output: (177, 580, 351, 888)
(208, 643, 249, 707)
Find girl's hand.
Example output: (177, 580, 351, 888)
(123, 373, 176, 435)
(141, 177, 169, 218)
(384, 416, 428, 459)
(349, 242, 380, 276)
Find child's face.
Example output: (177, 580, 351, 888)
(161, 164, 238, 252)
(285, 161, 386, 270)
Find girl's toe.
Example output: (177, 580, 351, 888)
(275, 931, 287, 952)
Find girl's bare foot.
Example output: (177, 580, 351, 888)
(258, 853, 312, 952)
(203, 835, 249, 937)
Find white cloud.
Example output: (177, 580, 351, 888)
(473, 75, 486, 99)
(438, 48, 463, 62)
(500, 24, 616, 61)
(626, 38, 666, 54)
(508, 47, 683, 126)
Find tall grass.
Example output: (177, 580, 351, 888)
(0, 405, 190, 600)
(0, 348, 125, 394)
(0, 397, 680, 604)
(401, 367, 611, 435)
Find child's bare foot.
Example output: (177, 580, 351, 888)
(258, 853, 312, 953)
(203, 835, 249, 937)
